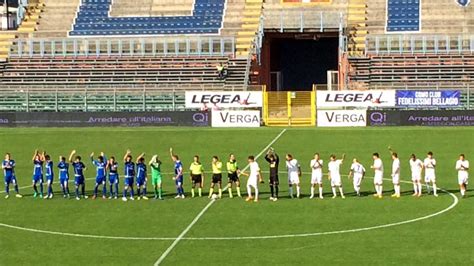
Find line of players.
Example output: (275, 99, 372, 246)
(1, 147, 470, 201)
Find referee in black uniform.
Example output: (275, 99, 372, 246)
(265, 147, 279, 202)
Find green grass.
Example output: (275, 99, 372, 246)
(0, 127, 473, 266)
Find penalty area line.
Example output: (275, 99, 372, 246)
(153, 128, 288, 265)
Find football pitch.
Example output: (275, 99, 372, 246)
(0, 127, 473, 265)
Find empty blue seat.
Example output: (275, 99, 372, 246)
(69, 0, 225, 36)
(386, 0, 420, 32)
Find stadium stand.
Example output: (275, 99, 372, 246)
(385, 0, 420, 32)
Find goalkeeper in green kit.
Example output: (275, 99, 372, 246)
(149, 155, 163, 200)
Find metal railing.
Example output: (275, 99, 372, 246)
(9, 36, 236, 58)
(263, 10, 345, 32)
(366, 34, 474, 55)
(0, 85, 264, 112)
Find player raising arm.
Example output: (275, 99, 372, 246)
(149, 155, 163, 200)
(209, 156, 223, 199)
(136, 152, 148, 200)
(170, 148, 185, 199)
(409, 154, 424, 197)
(286, 154, 301, 199)
(122, 149, 135, 201)
(423, 151, 437, 197)
(91, 152, 107, 200)
(455, 154, 469, 198)
(226, 154, 241, 198)
(189, 155, 204, 198)
(388, 146, 401, 198)
(2, 153, 22, 198)
(32, 149, 45, 199)
(240, 155, 262, 202)
(348, 158, 365, 197)
(265, 148, 279, 201)
(328, 154, 345, 199)
(107, 157, 119, 199)
(310, 153, 324, 199)
(69, 150, 87, 200)
(44, 153, 54, 199)
(58, 156, 70, 198)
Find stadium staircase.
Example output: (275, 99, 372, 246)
(235, 0, 263, 57)
(0, 32, 16, 60)
(17, 0, 45, 34)
(347, 0, 367, 56)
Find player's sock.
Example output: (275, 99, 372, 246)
(236, 187, 241, 197)
(208, 188, 213, 198)
(143, 187, 147, 197)
(332, 187, 336, 196)
(76, 188, 80, 198)
(66, 187, 70, 196)
(114, 183, 119, 197)
(5, 184, 9, 194)
(198, 188, 202, 197)
(255, 188, 259, 201)
(417, 183, 422, 194)
(48, 186, 52, 196)
(94, 184, 98, 196)
(191, 188, 195, 198)
(275, 186, 279, 198)
(310, 186, 314, 198)
(103, 185, 107, 197)
(433, 184, 437, 195)
(158, 188, 162, 198)
(246, 185, 251, 197)
(130, 187, 134, 197)
(228, 187, 233, 197)
(270, 185, 274, 198)
(319, 186, 323, 197)
(33, 184, 37, 193)
(14, 184, 19, 194)
(123, 189, 127, 198)
(137, 188, 141, 197)
(289, 186, 293, 197)
(81, 186, 85, 197)
(218, 188, 222, 198)
(461, 188, 465, 196)
(413, 183, 418, 194)
(338, 187, 344, 197)
(426, 183, 431, 194)
(40, 184, 44, 195)
(296, 186, 300, 198)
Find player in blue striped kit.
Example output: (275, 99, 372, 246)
(69, 150, 87, 200)
(91, 152, 107, 199)
(2, 153, 22, 199)
(57, 156, 70, 198)
(107, 157, 119, 199)
(135, 153, 148, 200)
(170, 148, 185, 199)
(122, 149, 135, 202)
(31, 150, 45, 199)
(44, 154, 54, 199)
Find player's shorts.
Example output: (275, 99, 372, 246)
(59, 177, 69, 185)
(374, 172, 383, 184)
(269, 175, 279, 186)
(124, 177, 134, 186)
(108, 174, 118, 184)
(353, 174, 363, 186)
(46, 175, 54, 182)
(330, 174, 341, 186)
(74, 175, 85, 186)
(96, 176, 106, 184)
(311, 173, 323, 185)
(175, 176, 183, 186)
(458, 172, 469, 185)
(247, 176, 258, 188)
(425, 170, 436, 183)
(136, 177, 145, 186)
(4, 175, 17, 184)
(212, 173, 222, 183)
(228, 172, 239, 183)
(191, 174, 202, 185)
(288, 172, 300, 185)
(411, 173, 421, 182)
(391, 174, 400, 184)
(32, 174, 43, 183)
(152, 173, 162, 186)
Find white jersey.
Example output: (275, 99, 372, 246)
(424, 158, 436, 181)
(392, 158, 400, 176)
(286, 159, 300, 184)
(410, 159, 423, 180)
(350, 162, 365, 178)
(328, 160, 342, 186)
(248, 161, 260, 187)
(310, 159, 323, 177)
(456, 160, 469, 184)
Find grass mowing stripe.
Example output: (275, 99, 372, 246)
(153, 128, 288, 266)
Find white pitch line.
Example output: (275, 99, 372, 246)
(153, 128, 288, 265)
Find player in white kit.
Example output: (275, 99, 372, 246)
(423, 151, 438, 197)
(310, 153, 324, 199)
(286, 154, 301, 199)
(455, 154, 469, 198)
(241, 155, 262, 202)
(328, 154, 345, 199)
(348, 158, 365, 196)
(371, 153, 384, 199)
(388, 147, 401, 198)
(409, 154, 424, 197)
